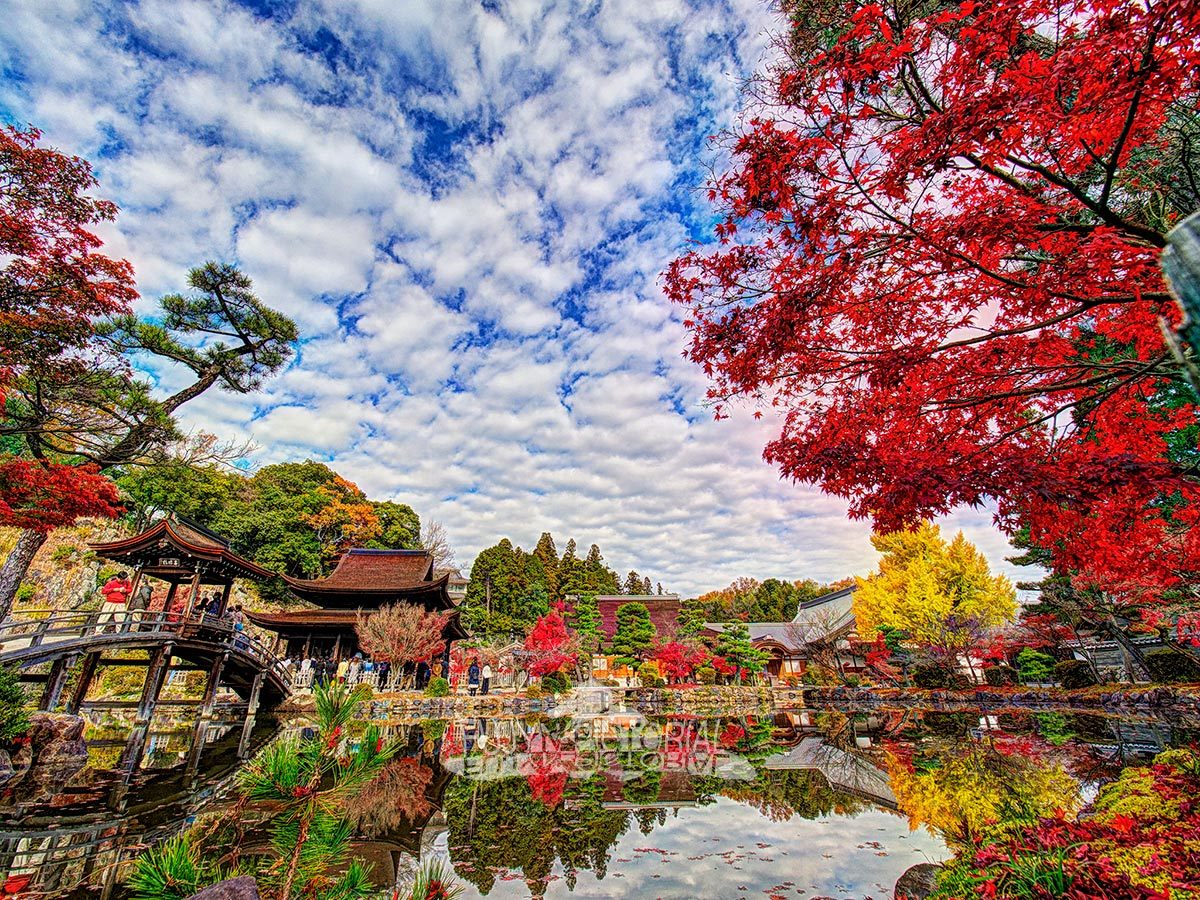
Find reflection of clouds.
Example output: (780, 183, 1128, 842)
(454, 799, 950, 899)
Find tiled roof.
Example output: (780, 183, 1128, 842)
(702, 622, 807, 652)
(285, 549, 434, 592)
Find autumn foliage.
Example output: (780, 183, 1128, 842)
(356, 602, 449, 667)
(665, 0, 1200, 602)
(524, 609, 577, 677)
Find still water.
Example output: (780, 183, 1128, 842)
(0, 705, 1187, 898)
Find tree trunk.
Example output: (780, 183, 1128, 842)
(0, 529, 48, 621)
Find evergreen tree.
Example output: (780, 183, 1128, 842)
(656, 582, 663, 595)
(611, 602, 656, 667)
(642, 576, 652, 595)
(715, 621, 770, 684)
(623, 570, 643, 595)
(676, 599, 707, 639)
(570, 592, 603, 655)
(533, 532, 561, 602)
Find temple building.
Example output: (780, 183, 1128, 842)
(89, 516, 276, 615)
(703, 584, 861, 682)
(244, 547, 468, 663)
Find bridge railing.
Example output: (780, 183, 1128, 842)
(0, 609, 293, 691)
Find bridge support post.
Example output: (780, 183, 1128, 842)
(238, 671, 264, 757)
(65, 652, 101, 715)
(186, 652, 228, 774)
(40, 653, 75, 711)
(135, 644, 173, 726)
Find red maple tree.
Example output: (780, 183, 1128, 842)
(524, 610, 577, 677)
(665, 0, 1200, 603)
(653, 641, 709, 682)
(356, 602, 450, 668)
(0, 125, 135, 577)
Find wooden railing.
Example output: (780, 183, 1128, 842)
(0, 609, 293, 692)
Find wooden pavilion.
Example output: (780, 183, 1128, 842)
(88, 516, 276, 615)
(244, 548, 468, 664)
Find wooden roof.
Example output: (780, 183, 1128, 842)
(88, 518, 276, 583)
(284, 549, 435, 593)
(245, 606, 469, 640)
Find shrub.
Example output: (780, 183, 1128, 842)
(524, 684, 545, 700)
(0, 666, 29, 744)
(1145, 648, 1200, 684)
(424, 676, 450, 697)
(1017, 648, 1056, 684)
(984, 665, 1017, 686)
(541, 671, 571, 694)
(695, 665, 717, 685)
(637, 662, 664, 688)
(1054, 659, 1097, 689)
(14, 583, 36, 605)
(913, 663, 969, 689)
(51, 544, 78, 563)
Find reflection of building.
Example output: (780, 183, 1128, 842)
(703, 585, 859, 681)
(245, 549, 467, 662)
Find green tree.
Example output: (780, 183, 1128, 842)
(623, 570, 643, 595)
(463, 539, 547, 638)
(676, 599, 707, 639)
(715, 621, 770, 683)
(570, 592, 602, 655)
(533, 532, 561, 601)
(0, 665, 29, 743)
(368, 500, 421, 550)
(611, 602, 656, 667)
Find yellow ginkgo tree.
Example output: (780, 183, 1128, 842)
(853, 522, 1016, 662)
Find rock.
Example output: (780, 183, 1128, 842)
(894, 862, 941, 899)
(185, 876, 260, 899)
(0, 750, 12, 788)
(22, 712, 88, 798)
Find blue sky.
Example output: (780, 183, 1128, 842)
(1, 0, 1022, 595)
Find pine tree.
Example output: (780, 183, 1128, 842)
(623, 570, 643, 595)
(642, 576, 652, 595)
(570, 592, 602, 655)
(715, 621, 769, 684)
(0, 665, 29, 742)
(656, 582, 664, 595)
(611, 602, 657, 667)
(533, 532, 561, 602)
(676, 599, 706, 639)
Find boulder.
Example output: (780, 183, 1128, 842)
(186, 876, 260, 900)
(22, 712, 88, 798)
(895, 862, 941, 900)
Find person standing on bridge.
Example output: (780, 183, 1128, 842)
(97, 571, 132, 632)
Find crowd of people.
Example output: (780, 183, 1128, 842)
(286, 654, 395, 691)
(95, 571, 248, 647)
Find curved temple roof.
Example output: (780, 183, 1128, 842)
(89, 517, 276, 583)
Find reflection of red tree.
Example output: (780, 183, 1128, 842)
(440, 729, 463, 760)
(519, 732, 578, 808)
(718, 723, 746, 749)
(352, 757, 434, 836)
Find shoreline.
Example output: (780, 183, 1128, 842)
(274, 682, 1200, 721)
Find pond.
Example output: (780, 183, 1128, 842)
(0, 704, 1188, 899)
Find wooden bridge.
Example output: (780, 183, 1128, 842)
(0, 609, 293, 768)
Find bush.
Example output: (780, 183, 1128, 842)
(424, 676, 450, 697)
(1054, 659, 1097, 689)
(1017, 647, 1056, 684)
(0, 666, 29, 744)
(912, 663, 970, 689)
(541, 671, 571, 694)
(984, 665, 1017, 686)
(695, 665, 717, 685)
(524, 684, 545, 700)
(637, 662, 664, 688)
(1145, 648, 1200, 684)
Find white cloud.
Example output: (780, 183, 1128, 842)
(0, 0, 1033, 597)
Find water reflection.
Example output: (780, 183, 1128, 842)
(0, 705, 1190, 898)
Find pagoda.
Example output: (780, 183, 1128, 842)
(244, 548, 467, 664)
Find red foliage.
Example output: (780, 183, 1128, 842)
(718, 723, 746, 749)
(0, 125, 137, 399)
(0, 459, 120, 531)
(524, 610, 577, 677)
(710, 655, 736, 676)
(653, 641, 709, 681)
(664, 0, 1200, 603)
